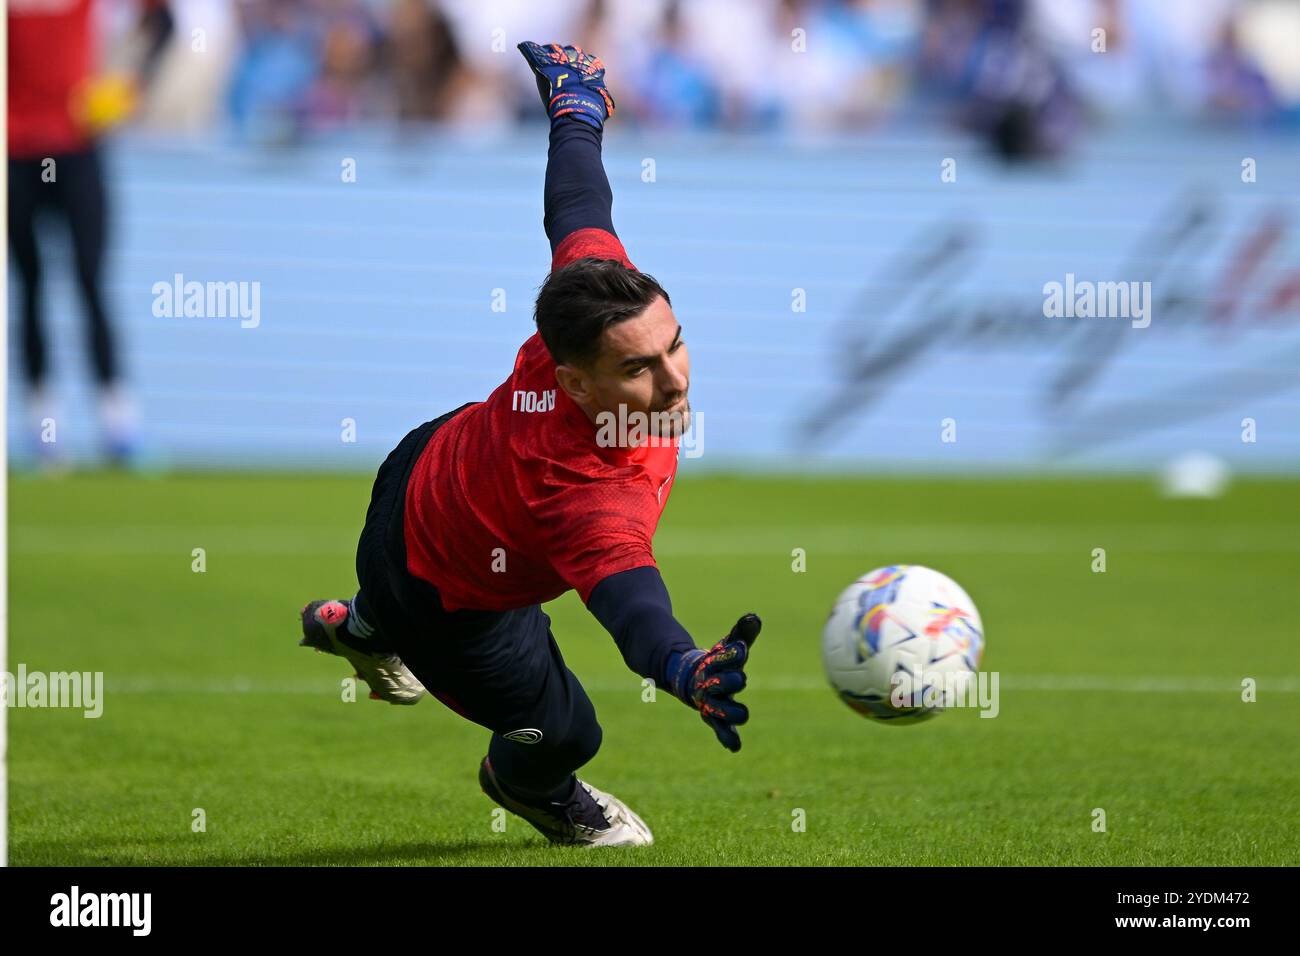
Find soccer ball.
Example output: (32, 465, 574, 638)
(822, 565, 984, 724)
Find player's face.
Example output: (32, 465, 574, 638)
(562, 295, 691, 441)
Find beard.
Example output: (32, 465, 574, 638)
(649, 396, 690, 440)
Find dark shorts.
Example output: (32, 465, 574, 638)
(355, 406, 601, 752)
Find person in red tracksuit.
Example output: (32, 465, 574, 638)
(299, 42, 760, 848)
(7, 0, 171, 464)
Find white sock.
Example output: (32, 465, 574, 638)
(98, 383, 139, 446)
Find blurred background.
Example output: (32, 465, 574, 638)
(7, 0, 1300, 475)
(7, 0, 1300, 870)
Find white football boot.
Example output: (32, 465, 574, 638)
(478, 756, 653, 847)
(299, 599, 426, 705)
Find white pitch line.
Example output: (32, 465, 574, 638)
(95, 674, 1300, 696)
(10, 525, 1300, 556)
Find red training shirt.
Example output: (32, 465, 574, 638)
(403, 227, 680, 612)
(8, 0, 95, 159)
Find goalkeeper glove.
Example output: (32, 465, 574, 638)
(517, 41, 616, 130)
(668, 614, 761, 752)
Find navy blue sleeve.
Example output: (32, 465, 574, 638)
(543, 117, 617, 254)
(586, 565, 697, 690)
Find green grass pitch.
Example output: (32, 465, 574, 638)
(8, 471, 1299, 866)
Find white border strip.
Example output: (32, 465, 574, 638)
(2, 5, 10, 869)
(97, 674, 1300, 695)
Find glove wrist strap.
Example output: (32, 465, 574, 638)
(667, 648, 707, 705)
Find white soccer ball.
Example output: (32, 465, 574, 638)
(822, 565, 984, 724)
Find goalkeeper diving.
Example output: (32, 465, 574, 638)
(299, 42, 759, 847)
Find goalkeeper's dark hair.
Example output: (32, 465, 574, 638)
(533, 257, 671, 368)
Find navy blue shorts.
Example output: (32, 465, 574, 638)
(354, 406, 602, 762)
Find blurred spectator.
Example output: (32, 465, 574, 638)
(106, 0, 1295, 143)
(384, 0, 496, 126)
(226, 2, 321, 142)
(920, 0, 1083, 160)
(304, 1, 381, 127)
(764, 0, 920, 132)
(1205, 15, 1279, 121)
(632, 0, 724, 128)
(1032, 0, 1288, 124)
(135, 0, 240, 133)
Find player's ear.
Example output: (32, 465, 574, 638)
(554, 363, 592, 405)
